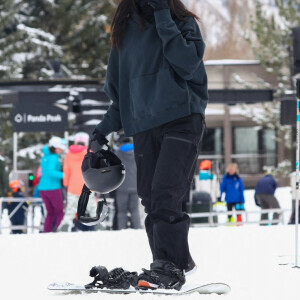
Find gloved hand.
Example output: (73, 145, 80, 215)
(147, 0, 169, 11)
(92, 130, 109, 146)
(217, 197, 222, 202)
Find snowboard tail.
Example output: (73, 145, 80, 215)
(48, 282, 231, 295)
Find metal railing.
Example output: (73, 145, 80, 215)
(0, 197, 293, 233)
(188, 208, 292, 227)
(0, 197, 44, 233)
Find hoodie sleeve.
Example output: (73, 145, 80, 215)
(94, 48, 123, 136)
(154, 9, 205, 81)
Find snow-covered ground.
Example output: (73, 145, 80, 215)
(0, 187, 299, 300)
(0, 225, 299, 300)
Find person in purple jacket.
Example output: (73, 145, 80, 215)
(255, 173, 280, 225)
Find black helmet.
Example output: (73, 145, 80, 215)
(81, 147, 125, 193)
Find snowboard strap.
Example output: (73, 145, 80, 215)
(85, 266, 138, 290)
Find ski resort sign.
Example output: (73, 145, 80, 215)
(13, 104, 68, 132)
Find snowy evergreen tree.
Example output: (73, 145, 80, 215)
(0, 0, 62, 79)
(0, 0, 115, 80)
(50, 0, 114, 80)
(247, 0, 300, 92)
(243, 0, 300, 174)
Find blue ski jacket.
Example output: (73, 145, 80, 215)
(220, 173, 245, 204)
(38, 146, 63, 191)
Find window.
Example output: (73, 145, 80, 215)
(232, 127, 276, 174)
(200, 128, 223, 156)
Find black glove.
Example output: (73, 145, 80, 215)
(92, 130, 109, 146)
(217, 197, 222, 203)
(147, 0, 169, 11)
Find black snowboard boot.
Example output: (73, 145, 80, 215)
(184, 257, 197, 276)
(137, 259, 185, 291)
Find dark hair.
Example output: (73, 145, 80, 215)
(49, 146, 56, 154)
(111, 0, 199, 50)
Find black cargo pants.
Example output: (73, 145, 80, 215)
(133, 114, 205, 269)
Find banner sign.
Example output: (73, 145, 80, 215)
(13, 104, 68, 132)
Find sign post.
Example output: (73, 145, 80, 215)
(296, 77, 300, 268)
(12, 103, 68, 175)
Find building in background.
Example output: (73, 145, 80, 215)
(201, 60, 281, 188)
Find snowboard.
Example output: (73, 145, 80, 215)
(48, 282, 231, 295)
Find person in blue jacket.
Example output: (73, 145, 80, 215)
(254, 173, 280, 225)
(38, 137, 66, 233)
(92, 0, 207, 290)
(220, 163, 245, 224)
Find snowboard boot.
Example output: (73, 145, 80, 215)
(227, 216, 234, 226)
(137, 259, 185, 291)
(236, 214, 242, 226)
(184, 257, 197, 276)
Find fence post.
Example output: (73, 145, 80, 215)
(295, 78, 300, 268)
(0, 198, 2, 234)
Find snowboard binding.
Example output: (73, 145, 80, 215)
(85, 266, 138, 290)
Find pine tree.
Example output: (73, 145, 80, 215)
(244, 0, 300, 175)
(53, 0, 115, 80)
(0, 0, 115, 80)
(0, 0, 26, 78)
(247, 0, 300, 92)
(0, 0, 63, 79)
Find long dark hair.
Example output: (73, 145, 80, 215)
(111, 0, 199, 50)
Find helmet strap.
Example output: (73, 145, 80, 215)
(78, 194, 109, 226)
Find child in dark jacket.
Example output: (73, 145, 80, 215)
(5, 180, 28, 234)
(220, 163, 245, 224)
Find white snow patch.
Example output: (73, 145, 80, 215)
(84, 119, 101, 125)
(0, 187, 298, 300)
(82, 109, 107, 115)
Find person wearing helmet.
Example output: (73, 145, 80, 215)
(92, 0, 207, 291)
(38, 137, 66, 233)
(114, 136, 141, 230)
(4, 180, 28, 234)
(60, 132, 97, 232)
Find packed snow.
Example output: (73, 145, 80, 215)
(0, 187, 299, 300)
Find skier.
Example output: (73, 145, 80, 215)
(38, 136, 66, 233)
(92, 0, 207, 290)
(220, 163, 245, 225)
(61, 132, 97, 232)
(114, 136, 141, 230)
(5, 180, 28, 234)
(254, 172, 280, 225)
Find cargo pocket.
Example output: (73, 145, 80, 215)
(129, 68, 188, 120)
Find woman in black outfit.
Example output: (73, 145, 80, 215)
(93, 0, 208, 290)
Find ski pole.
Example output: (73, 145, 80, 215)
(295, 77, 300, 268)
